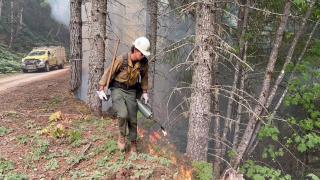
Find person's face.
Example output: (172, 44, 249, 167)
(132, 49, 145, 61)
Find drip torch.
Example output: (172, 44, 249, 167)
(136, 99, 167, 136)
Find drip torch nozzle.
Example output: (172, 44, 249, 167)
(137, 99, 167, 136)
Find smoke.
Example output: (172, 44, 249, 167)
(47, 0, 70, 26)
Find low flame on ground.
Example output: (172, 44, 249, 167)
(178, 166, 193, 180)
(147, 144, 159, 157)
(149, 131, 162, 144)
(170, 155, 177, 165)
(140, 128, 193, 179)
(137, 128, 145, 138)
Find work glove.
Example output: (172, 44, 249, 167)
(96, 90, 109, 101)
(142, 93, 149, 104)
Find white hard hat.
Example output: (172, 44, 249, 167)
(132, 37, 151, 57)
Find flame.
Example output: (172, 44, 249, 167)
(137, 128, 145, 138)
(149, 131, 162, 144)
(170, 155, 177, 165)
(179, 166, 192, 180)
(147, 144, 159, 157)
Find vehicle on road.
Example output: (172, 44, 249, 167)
(21, 46, 66, 73)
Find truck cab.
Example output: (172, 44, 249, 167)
(21, 46, 66, 73)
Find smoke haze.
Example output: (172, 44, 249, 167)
(48, 0, 70, 26)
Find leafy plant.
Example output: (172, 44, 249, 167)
(39, 123, 66, 138)
(258, 125, 280, 141)
(0, 158, 14, 174)
(45, 159, 59, 171)
(0, 127, 11, 137)
(241, 160, 291, 180)
(192, 161, 213, 180)
(70, 170, 86, 179)
(31, 139, 49, 161)
(24, 121, 37, 129)
(16, 135, 30, 145)
(284, 62, 320, 153)
(2, 172, 28, 180)
(68, 130, 82, 147)
(261, 145, 284, 161)
(96, 156, 111, 168)
(3, 111, 20, 119)
(133, 169, 153, 179)
(49, 111, 63, 122)
(0, 46, 22, 74)
(104, 140, 118, 155)
(67, 154, 86, 165)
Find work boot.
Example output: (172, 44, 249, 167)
(117, 135, 126, 151)
(130, 141, 137, 155)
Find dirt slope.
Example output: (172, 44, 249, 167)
(0, 70, 191, 179)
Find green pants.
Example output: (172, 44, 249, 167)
(111, 87, 137, 141)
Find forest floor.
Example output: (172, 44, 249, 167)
(0, 69, 192, 179)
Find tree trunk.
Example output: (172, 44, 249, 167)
(272, 20, 319, 115)
(246, 1, 315, 155)
(147, 0, 158, 111)
(70, 0, 82, 92)
(15, 6, 23, 37)
(9, 0, 14, 48)
(212, 27, 222, 178)
(232, 42, 248, 149)
(265, 1, 315, 108)
(231, 0, 291, 168)
(220, 0, 249, 161)
(87, 0, 107, 116)
(56, 23, 62, 37)
(186, 0, 216, 161)
(0, 0, 3, 19)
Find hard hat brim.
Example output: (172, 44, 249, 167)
(139, 48, 151, 57)
(134, 45, 150, 57)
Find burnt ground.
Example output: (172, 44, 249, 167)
(0, 70, 192, 179)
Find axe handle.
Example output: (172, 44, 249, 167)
(105, 39, 120, 90)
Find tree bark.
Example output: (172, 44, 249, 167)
(212, 26, 222, 178)
(231, 0, 291, 168)
(56, 23, 62, 37)
(15, 6, 23, 37)
(147, 0, 158, 111)
(220, 0, 249, 160)
(246, 1, 315, 155)
(272, 20, 319, 115)
(0, 0, 3, 18)
(233, 42, 248, 149)
(9, 0, 14, 48)
(265, 1, 315, 108)
(186, 0, 216, 162)
(70, 0, 83, 92)
(87, 0, 107, 116)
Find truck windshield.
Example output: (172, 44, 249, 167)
(28, 51, 46, 56)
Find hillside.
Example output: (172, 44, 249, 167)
(0, 0, 69, 74)
(0, 69, 199, 179)
(0, 44, 23, 73)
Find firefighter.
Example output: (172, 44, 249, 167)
(99, 37, 150, 154)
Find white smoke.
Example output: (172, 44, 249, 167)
(47, 0, 70, 26)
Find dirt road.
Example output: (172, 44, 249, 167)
(0, 68, 69, 93)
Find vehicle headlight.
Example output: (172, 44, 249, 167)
(37, 60, 45, 65)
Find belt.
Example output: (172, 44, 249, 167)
(111, 81, 136, 90)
